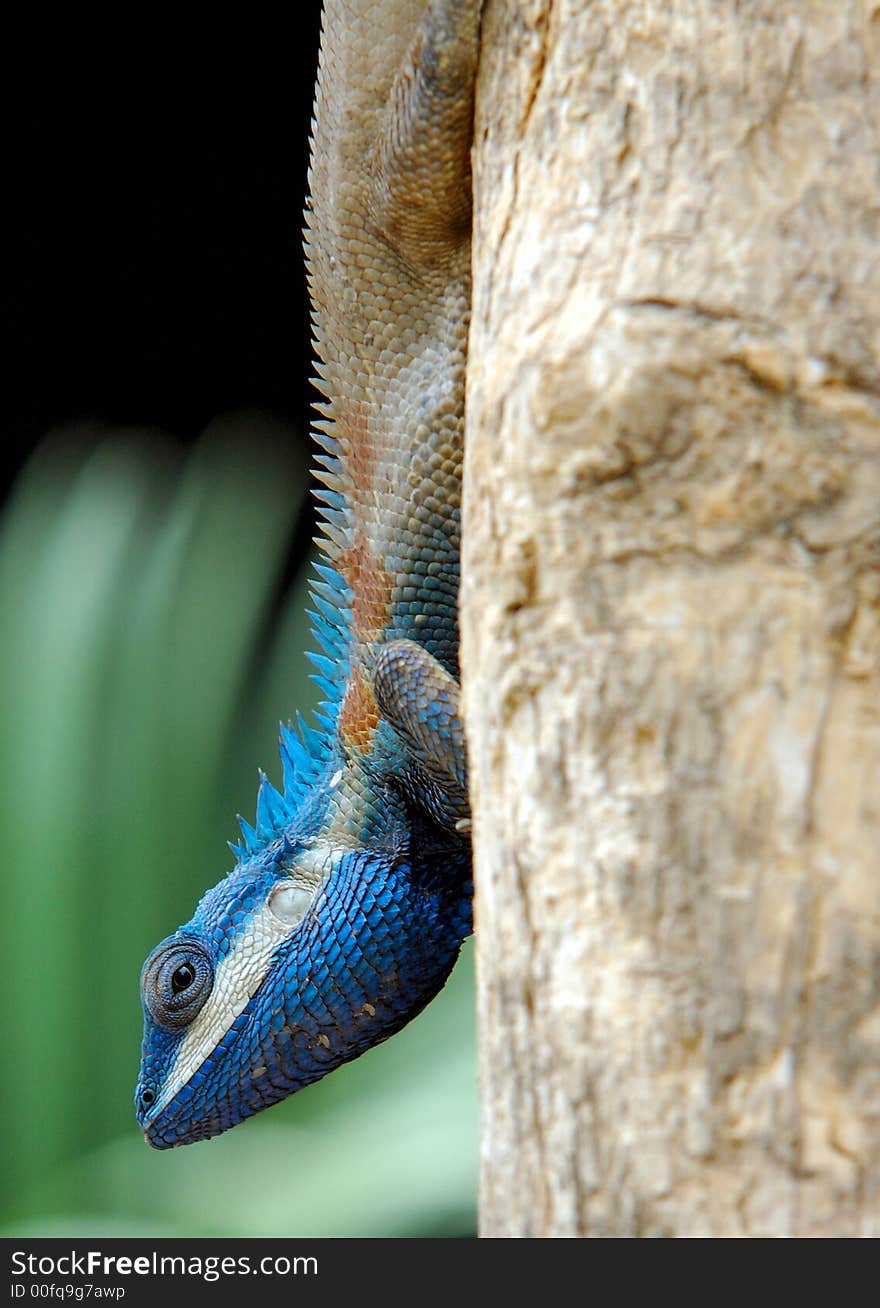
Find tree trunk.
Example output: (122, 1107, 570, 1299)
(461, 0, 880, 1238)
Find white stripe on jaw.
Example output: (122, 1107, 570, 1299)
(147, 842, 345, 1123)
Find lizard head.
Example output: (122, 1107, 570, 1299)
(135, 834, 470, 1147)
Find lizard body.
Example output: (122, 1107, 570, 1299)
(136, 0, 479, 1148)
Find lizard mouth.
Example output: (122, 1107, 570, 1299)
(143, 1112, 221, 1150)
(143, 1105, 225, 1149)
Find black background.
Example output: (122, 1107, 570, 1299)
(6, 3, 324, 499)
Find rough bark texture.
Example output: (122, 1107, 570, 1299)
(461, 0, 880, 1238)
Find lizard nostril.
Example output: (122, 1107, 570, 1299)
(140, 1087, 156, 1109)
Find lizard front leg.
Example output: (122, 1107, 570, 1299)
(374, 638, 470, 832)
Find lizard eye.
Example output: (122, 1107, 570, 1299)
(171, 963, 195, 993)
(142, 940, 213, 1031)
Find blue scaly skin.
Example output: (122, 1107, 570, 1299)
(135, 0, 480, 1148)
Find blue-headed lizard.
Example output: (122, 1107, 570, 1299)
(135, 0, 480, 1147)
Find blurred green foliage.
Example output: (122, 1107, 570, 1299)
(0, 415, 476, 1237)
